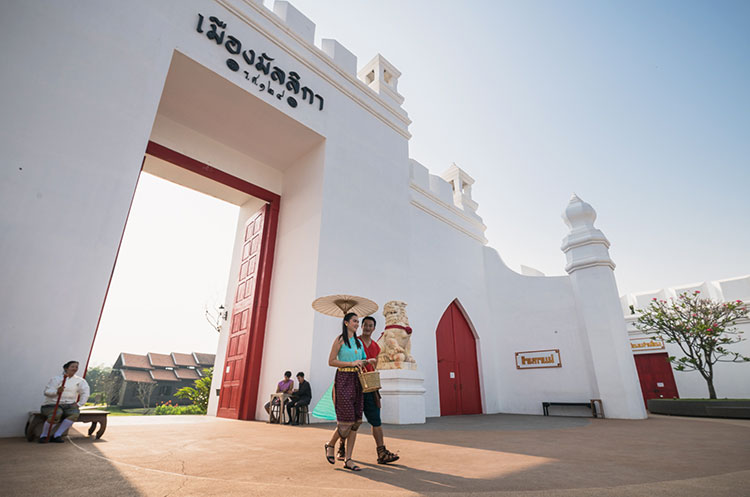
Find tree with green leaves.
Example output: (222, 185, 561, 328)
(84, 364, 113, 404)
(634, 291, 749, 399)
(175, 368, 213, 413)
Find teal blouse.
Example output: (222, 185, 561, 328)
(337, 336, 367, 363)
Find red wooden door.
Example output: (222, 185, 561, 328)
(436, 302, 482, 415)
(634, 352, 679, 407)
(217, 209, 265, 419)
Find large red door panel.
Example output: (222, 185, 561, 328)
(436, 308, 458, 415)
(436, 302, 482, 416)
(217, 210, 264, 419)
(451, 306, 482, 414)
(634, 353, 679, 407)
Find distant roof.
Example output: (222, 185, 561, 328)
(193, 352, 216, 366)
(120, 369, 155, 383)
(147, 352, 175, 368)
(171, 352, 198, 368)
(150, 369, 179, 382)
(120, 353, 153, 370)
(174, 368, 201, 380)
(114, 351, 215, 372)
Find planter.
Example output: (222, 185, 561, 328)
(647, 399, 750, 419)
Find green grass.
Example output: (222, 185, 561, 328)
(81, 405, 154, 416)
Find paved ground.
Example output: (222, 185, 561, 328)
(2, 413, 749, 496)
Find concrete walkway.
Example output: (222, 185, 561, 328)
(2, 413, 749, 496)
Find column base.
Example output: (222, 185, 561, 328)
(378, 368, 426, 424)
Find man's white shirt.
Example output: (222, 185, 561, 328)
(43, 374, 90, 406)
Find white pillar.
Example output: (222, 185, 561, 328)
(378, 369, 426, 424)
(561, 194, 647, 419)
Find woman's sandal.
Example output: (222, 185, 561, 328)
(324, 444, 335, 464)
(344, 458, 361, 471)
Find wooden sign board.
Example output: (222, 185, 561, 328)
(515, 349, 561, 370)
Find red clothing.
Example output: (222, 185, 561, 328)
(361, 338, 380, 372)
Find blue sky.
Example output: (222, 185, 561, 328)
(90, 1, 749, 365)
(284, 0, 749, 293)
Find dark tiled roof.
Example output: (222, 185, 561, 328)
(150, 369, 179, 382)
(120, 353, 153, 370)
(174, 368, 200, 380)
(121, 370, 155, 383)
(148, 353, 175, 368)
(193, 352, 216, 366)
(171, 353, 198, 368)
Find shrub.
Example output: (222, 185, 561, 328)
(174, 368, 213, 412)
(154, 401, 205, 415)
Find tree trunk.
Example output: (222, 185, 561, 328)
(706, 377, 717, 399)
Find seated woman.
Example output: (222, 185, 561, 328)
(264, 371, 294, 422)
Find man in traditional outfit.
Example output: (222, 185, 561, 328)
(39, 360, 90, 443)
(338, 316, 399, 463)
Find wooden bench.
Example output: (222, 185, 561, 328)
(25, 409, 109, 441)
(543, 399, 604, 418)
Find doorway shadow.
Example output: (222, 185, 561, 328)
(0, 433, 144, 497)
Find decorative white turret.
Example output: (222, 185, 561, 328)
(440, 163, 479, 213)
(358, 54, 405, 109)
(561, 194, 614, 274)
(560, 193, 647, 419)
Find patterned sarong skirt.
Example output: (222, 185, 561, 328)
(334, 370, 363, 424)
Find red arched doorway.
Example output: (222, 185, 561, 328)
(435, 301, 482, 415)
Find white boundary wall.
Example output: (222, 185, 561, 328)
(622, 275, 750, 399)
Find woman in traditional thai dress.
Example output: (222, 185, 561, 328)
(323, 312, 376, 471)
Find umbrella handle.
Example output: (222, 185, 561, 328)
(46, 375, 68, 441)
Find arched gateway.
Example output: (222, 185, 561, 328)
(435, 301, 482, 415)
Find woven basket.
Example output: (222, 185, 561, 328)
(358, 370, 381, 393)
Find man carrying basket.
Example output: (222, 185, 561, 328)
(338, 315, 399, 464)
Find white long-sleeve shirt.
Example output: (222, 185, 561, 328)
(42, 374, 90, 407)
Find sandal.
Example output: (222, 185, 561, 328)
(344, 458, 361, 471)
(337, 440, 346, 461)
(324, 444, 335, 464)
(377, 445, 400, 464)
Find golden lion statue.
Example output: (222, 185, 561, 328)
(376, 300, 416, 370)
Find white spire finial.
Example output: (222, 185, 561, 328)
(560, 194, 614, 273)
(562, 193, 597, 230)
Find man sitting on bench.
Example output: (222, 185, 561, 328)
(39, 360, 90, 443)
(285, 372, 311, 425)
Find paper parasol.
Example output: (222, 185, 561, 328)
(311, 294, 378, 318)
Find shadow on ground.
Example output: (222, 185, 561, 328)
(0, 435, 144, 497)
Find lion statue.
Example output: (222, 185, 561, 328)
(376, 300, 417, 370)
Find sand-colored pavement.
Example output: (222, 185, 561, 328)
(2, 413, 749, 496)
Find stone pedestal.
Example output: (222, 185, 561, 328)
(378, 369, 426, 424)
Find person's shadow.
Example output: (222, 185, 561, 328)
(336, 460, 495, 494)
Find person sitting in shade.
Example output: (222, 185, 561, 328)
(264, 371, 294, 422)
(39, 360, 90, 443)
(285, 372, 312, 425)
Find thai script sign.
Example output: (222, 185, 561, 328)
(196, 14, 324, 112)
(630, 337, 665, 353)
(515, 349, 562, 370)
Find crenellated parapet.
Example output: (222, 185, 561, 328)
(217, 0, 411, 134)
(408, 159, 487, 244)
(621, 275, 750, 317)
